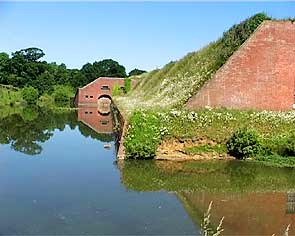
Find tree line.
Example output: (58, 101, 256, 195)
(0, 47, 146, 104)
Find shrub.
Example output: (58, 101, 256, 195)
(124, 110, 168, 159)
(37, 94, 55, 107)
(52, 85, 74, 105)
(267, 131, 295, 157)
(22, 86, 39, 104)
(124, 78, 131, 93)
(112, 84, 122, 96)
(226, 128, 262, 159)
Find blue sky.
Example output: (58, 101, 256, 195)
(0, 2, 294, 72)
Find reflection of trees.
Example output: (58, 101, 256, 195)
(0, 107, 114, 155)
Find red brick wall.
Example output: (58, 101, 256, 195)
(76, 77, 125, 106)
(78, 107, 113, 133)
(187, 21, 295, 111)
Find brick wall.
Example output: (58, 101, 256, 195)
(78, 107, 113, 134)
(186, 21, 295, 111)
(76, 77, 125, 106)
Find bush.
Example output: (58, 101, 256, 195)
(22, 86, 39, 104)
(52, 85, 74, 105)
(124, 111, 168, 159)
(226, 128, 262, 159)
(267, 131, 295, 157)
(112, 84, 123, 96)
(124, 78, 131, 93)
(37, 94, 55, 107)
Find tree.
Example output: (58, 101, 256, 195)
(12, 48, 45, 62)
(81, 59, 127, 85)
(22, 86, 39, 104)
(94, 59, 127, 78)
(52, 85, 74, 105)
(0, 52, 9, 84)
(128, 68, 146, 76)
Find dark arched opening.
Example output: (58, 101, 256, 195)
(98, 94, 112, 101)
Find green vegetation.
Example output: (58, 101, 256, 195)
(226, 128, 262, 159)
(22, 86, 39, 104)
(185, 144, 227, 155)
(0, 85, 23, 106)
(0, 85, 75, 109)
(52, 85, 74, 106)
(128, 68, 146, 77)
(124, 111, 168, 159)
(117, 13, 271, 111)
(0, 47, 129, 107)
(124, 78, 131, 93)
(265, 131, 295, 157)
(124, 109, 295, 165)
(112, 84, 123, 96)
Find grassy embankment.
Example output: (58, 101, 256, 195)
(123, 109, 295, 167)
(115, 13, 270, 113)
(114, 14, 295, 167)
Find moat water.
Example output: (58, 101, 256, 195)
(1, 107, 295, 235)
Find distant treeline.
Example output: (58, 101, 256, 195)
(0, 47, 146, 94)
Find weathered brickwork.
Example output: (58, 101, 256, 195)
(75, 77, 125, 106)
(187, 21, 295, 111)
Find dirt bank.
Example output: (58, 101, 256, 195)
(156, 138, 234, 161)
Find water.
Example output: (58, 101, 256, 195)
(1, 107, 295, 235)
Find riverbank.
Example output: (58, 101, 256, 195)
(114, 105, 295, 167)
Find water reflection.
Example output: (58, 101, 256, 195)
(2, 106, 295, 235)
(0, 106, 114, 155)
(77, 107, 113, 134)
(119, 160, 295, 235)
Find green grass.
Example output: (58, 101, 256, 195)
(123, 109, 295, 164)
(185, 144, 227, 155)
(117, 13, 270, 110)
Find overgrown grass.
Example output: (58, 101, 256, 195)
(124, 110, 168, 159)
(124, 109, 295, 163)
(116, 13, 270, 111)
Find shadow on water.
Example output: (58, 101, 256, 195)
(119, 159, 295, 235)
(0, 105, 114, 155)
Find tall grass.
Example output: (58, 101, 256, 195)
(117, 13, 270, 111)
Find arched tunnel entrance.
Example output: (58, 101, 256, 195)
(97, 94, 112, 115)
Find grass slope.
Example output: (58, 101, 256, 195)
(116, 13, 270, 112)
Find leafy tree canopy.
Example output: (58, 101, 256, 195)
(128, 68, 146, 77)
(81, 59, 127, 84)
(12, 47, 45, 62)
(0, 47, 129, 97)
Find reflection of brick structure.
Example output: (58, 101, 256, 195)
(187, 21, 295, 111)
(178, 191, 295, 235)
(75, 77, 125, 106)
(78, 107, 113, 134)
